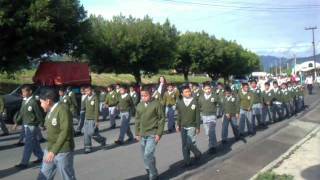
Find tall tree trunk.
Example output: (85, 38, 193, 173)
(223, 76, 229, 85)
(133, 71, 141, 84)
(183, 71, 189, 82)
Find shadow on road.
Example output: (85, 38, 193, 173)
(0, 163, 39, 179)
(126, 140, 234, 180)
(301, 164, 320, 180)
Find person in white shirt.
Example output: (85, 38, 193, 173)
(305, 75, 314, 94)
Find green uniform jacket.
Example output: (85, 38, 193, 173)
(135, 100, 165, 136)
(118, 94, 134, 112)
(16, 96, 44, 126)
(99, 92, 107, 102)
(176, 98, 200, 129)
(60, 95, 76, 115)
(45, 103, 75, 155)
(222, 95, 240, 115)
(0, 96, 4, 113)
(105, 91, 119, 107)
(85, 94, 99, 122)
(272, 88, 283, 103)
(68, 91, 78, 113)
(130, 92, 140, 106)
(238, 91, 254, 110)
(215, 89, 225, 107)
(162, 91, 179, 107)
(192, 88, 203, 100)
(281, 89, 291, 103)
(262, 90, 274, 105)
(198, 93, 218, 116)
(152, 91, 162, 102)
(250, 88, 263, 104)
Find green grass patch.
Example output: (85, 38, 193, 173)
(255, 171, 294, 180)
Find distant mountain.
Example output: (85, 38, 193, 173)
(259, 54, 320, 72)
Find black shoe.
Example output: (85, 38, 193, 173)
(15, 164, 28, 169)
(114, 140, 123, 145)
(0, 132, 9, 136)
(146, 169, 150, 175)
(39, 138, 47, 143)
(74, 131, 82, 137)
(101, 138, 107, 147)
(125, 138, 135, 143)
(16, 142, 24, 147)
(221, 140, 228, 144)
(208, 147, 217, 154)
(32, 159, 42, 164)
(194, 152, 202, 161)
(109, 125, 116, 129)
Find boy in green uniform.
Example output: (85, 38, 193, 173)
(238, 83, 255, 136)
(99, 87, 108, 121)
(13, 84, 44, 169)
(0, 95, 9, 136)
(198, 83, 218, 154)
(59, 87, 76, 116)
(215, 83, 225, 118)
(105, 85, 119, 129)
(135, 87, 165, 180)
(66, 86, 79, 117)
(176, 86, 202, 166)
(162, 84, 179, 133)
(83, 85, 106, 153)
(280, 83, 291, 118)
(272, 81, 283, 121)
(221, 87, 240, 143)
(262, 82, 274, 124)
(114, 85, 134, 145)
(250, 80, 265, 128)
(38, 89, 76, 180)
(129, 86, 139, 116)
(192, 83, 203, 100)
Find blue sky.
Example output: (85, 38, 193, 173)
(80, 0, 320, 58)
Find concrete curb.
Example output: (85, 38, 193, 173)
(250, 125, 320, 180)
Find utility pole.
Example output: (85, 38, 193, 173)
(280, 57, 282, 75)
(305, 26, 317, 79)
(294, 54, 297, 75)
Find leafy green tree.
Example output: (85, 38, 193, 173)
(79, 15, 178, 84)
(0, 0, 87, 73)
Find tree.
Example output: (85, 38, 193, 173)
(78, 15, 178, 84)
(173, 31, 212, 82)
(0, 0, 87, 73)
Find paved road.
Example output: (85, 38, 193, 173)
(0, 88, 319, 180)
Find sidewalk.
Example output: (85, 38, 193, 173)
(273, 128, 320, 180)
(253, 126, 320, 180)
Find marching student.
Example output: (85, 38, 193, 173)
(162, 84, 179, 133)
(114, 85, 135, 145)
(83, 85, 106, 154)
(262, 82, 274, 124)
(250, 80, 265, 128)
(105, 85, 119, 129)
(129, 85, 139, 116)
(198, 83, 218, 154)
(13, 84, 44, 169)
(238, 83, 255, 136)
(272, 81, 283, 121)
(135, 87, 165, 180)
(75, 86, 87, 135)
(176, 85, 202, 166)
(221, 87, 240, 143)
(38, 89, 76, 180)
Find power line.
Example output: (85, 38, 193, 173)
(157, 0, 320, 12)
